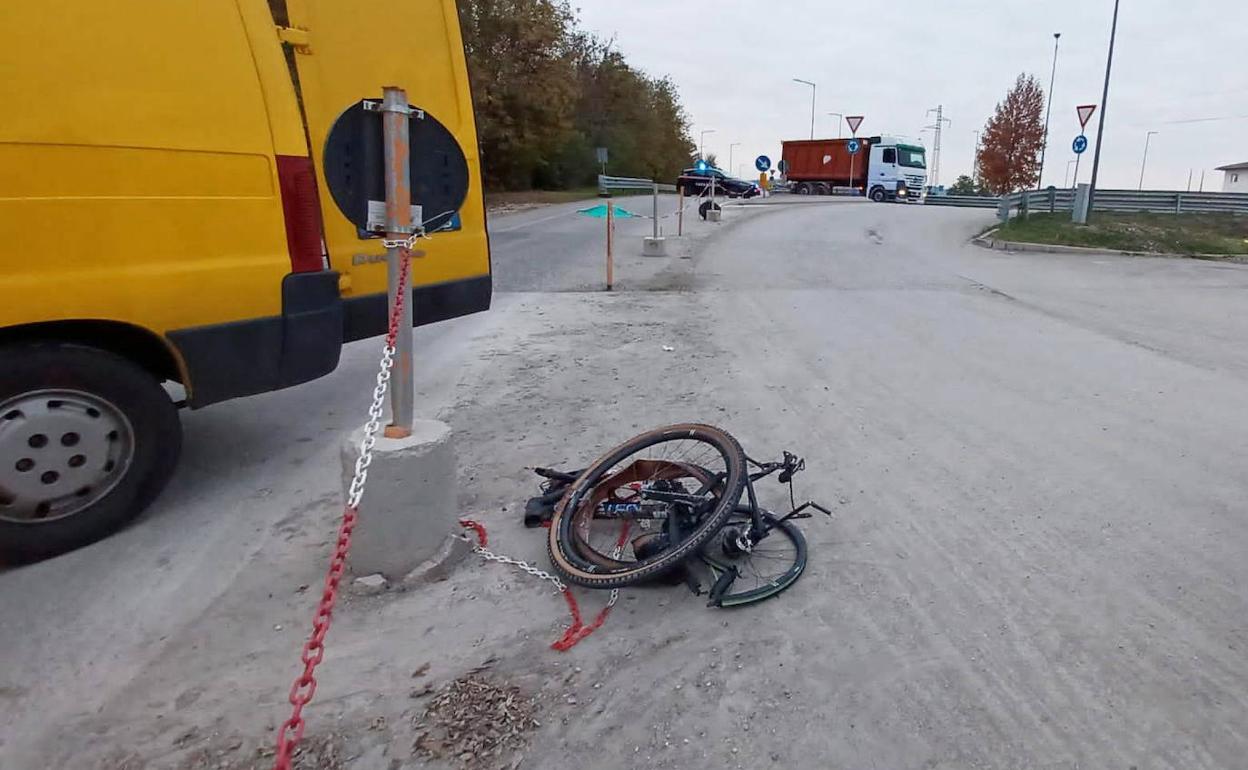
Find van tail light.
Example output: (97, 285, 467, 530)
(275, 155, 326, 273)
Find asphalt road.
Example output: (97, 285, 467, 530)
(4, 199, 1248, 769)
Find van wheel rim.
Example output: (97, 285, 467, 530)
(0, 390, 135, 523)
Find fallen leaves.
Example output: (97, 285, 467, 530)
(414, 674, 539, 767)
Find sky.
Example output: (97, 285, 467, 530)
(572, 0, 1248, 190)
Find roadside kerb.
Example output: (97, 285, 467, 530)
(972, 227, 1248, 263)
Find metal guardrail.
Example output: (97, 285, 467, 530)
(991, 188, 1248, 221)
(598, 174, 678, 193)
(923, 195, 999, 209)
(929, 188, 1248, 220)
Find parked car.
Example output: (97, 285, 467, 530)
(676, 167, 761, 198)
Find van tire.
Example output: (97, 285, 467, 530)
(869, 186, 887, 203)
(0, 343, 181, 561)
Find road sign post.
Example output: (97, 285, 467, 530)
(605, 200, 614, 291)
(381, 87, 414, 438)
(1070, 105, 1095, 193)
(845, 117, 864, 194)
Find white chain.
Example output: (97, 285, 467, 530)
(381, 232, 423, 250)
(469, 543, 567, 592)
(346, 341, 397, 509)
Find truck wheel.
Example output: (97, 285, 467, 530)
(794, 182, 811, 195)
(869, 187, 887, 203)
(814, 183, 831, 196)
(0, 343, 181, 561)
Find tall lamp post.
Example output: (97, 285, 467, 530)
(1138, 130, 1158, 190)
(1038, 32, 1061, 187)
(1087, 0, 1121, 219)
(728, 142, 741, 175)
(972, 130, 980, 182)
(793, 78, 816, 139)
(827, 112, 844, 138)
(699, 129, 715, 162)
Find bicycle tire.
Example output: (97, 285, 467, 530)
(702, 510, 808, 607)
(547, 424, 747, 589)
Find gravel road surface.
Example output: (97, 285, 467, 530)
(3, 199, 1247, 769)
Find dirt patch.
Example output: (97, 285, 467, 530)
(414, 675, 539, 768)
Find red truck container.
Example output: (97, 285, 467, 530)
(781, 135, 927, 201)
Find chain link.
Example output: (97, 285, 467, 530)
(272, 250, 412, 770)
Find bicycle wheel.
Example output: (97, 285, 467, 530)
(701, 510, 808, 607)
(547, 424, 746, 589)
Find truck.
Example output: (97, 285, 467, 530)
(780, 136, 927, 202)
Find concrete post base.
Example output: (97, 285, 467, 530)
(707, 209, 723, 222)
(642, 236, 667, 256)
(340, 419, 461, 580)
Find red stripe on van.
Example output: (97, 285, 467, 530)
(275, 155, 326, 273)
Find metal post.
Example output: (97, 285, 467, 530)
(1086, 0, 1120, 220)
(605, 201, 614, 291)
(1038, 33, 1061, 187)
(1073, 154, 1082, 188)
(849, 151, 855, 194)
(1187, 169, 1193, 192)
(652, 182, 659, 239)
(1199, 170, 1205, 191)
(381, 86, 413, 439)
(1138, 130, 1158, 190)
(678, 187, 684, 236)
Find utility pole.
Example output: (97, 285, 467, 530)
(793, 78, 816, 139)
(1038, 32, 1061, 187)
(926, 105, 951, 187)
(1087, 0, 1120, 219)
(1199, 169, 1205, 191)
(827, 112, 843, 138)
(1138, 130, 1158, 190)
(1186, 169, 1193, 192)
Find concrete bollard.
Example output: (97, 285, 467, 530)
(707, 208, 722, 223)
(642, 236, 667, 256)
(340, 418, 464, 581)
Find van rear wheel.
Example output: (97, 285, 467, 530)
(0, 344, 181, 561)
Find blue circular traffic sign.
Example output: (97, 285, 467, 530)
(755, 155, 771, 172)
(846, 139, 861, 155)
(1072, 134, 1088, 154)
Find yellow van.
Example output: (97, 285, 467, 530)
(0, 0, 491, 559)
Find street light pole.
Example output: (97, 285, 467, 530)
(1066, 159, 1077, 187)
(1087, 0, 1120, 219)
(972, 130, 980, 182)
(699, 129, 715, 162)
(827, 112, 843, 138)
(728, 142, 741, 175)
(1038, 32, 1061, 187)
(1138, 130, 1158, 190)
(793, 78, 816, 139)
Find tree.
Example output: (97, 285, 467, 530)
(976, 73, 1046, 195)
(456, 0, 695, 190)
(948, 175, 977, 195)
(703, 152, 718, 169)
(948, 174, 992, 196)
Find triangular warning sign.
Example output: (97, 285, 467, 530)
(845, 115, 864, 134)
(1076, 104, 1097, 129)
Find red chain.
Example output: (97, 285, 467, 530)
(459, 518, 621, 652)
(271, 250, 412, 770)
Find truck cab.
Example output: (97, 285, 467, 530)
(865, 136, 927, 203)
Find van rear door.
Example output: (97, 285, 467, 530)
(282, 0, 490, 340)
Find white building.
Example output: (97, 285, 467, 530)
(1215, 161, 1248, 192)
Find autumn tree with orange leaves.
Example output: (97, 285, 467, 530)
(976, 74, 1046, 194)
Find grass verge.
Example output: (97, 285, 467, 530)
(995, 212, 1248, 256)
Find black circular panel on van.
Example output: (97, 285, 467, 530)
(322, 100, 469, 234)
